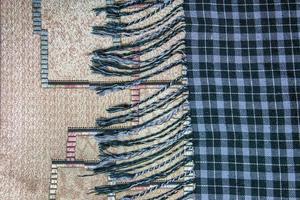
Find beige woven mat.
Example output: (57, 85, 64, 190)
(1, 1, 126, 199)
(0, 0, 186, 199)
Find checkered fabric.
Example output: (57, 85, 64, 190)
(184, 0, 300, 199)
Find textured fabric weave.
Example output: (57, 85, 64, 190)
(184, 0, 300, 199)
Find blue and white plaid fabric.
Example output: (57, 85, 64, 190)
(184, 0, 300, 199)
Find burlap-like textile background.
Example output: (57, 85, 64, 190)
(0, 0, 185, 199)
(0, 0, 128, 199)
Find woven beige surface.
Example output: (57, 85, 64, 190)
(0, 0, 186, 199)
(0, 1, 129, 199)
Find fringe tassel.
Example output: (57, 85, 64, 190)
(91, 39, 184, 70)
(95, 103, 186, 143)
(107, 75, 183, 113)
(91, 41, 185, 77)
(92, 16, 185, 57)
(102, 7, 183, 38)
(98, 125, 191, 165)
(90, 49, 184, 77)
(121, 171, 194, 200)
(96, 86, 187, 127)
(113, 0, 158, 9)
(94, 99, 188, 141)
(145, 179, 194, 200)
(116, 145, 193, 182)
(93, 2, 156, 17)
(91, 26, 185, 63)
(94, 0, 156, 15)
(93, 15, 185, 52)
(91, 41, 184, 76)
(92, 4, 183, 37)
(99, 112, 189, 148)
(118, 145, 192, 173)
(120, 177, 194, 200)
(92, 156, 192, 195)
(91, 141, 188, 175)
(110, 146, 187, 181)
(93, 133, 191, 177)
(98, 0, 172, 31)
(122, 180, 194, 200)
(92, 59, 185, 95)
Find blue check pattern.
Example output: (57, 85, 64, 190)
(184, 0, 300, 199)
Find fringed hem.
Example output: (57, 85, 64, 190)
(87, 0, 195, 198)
